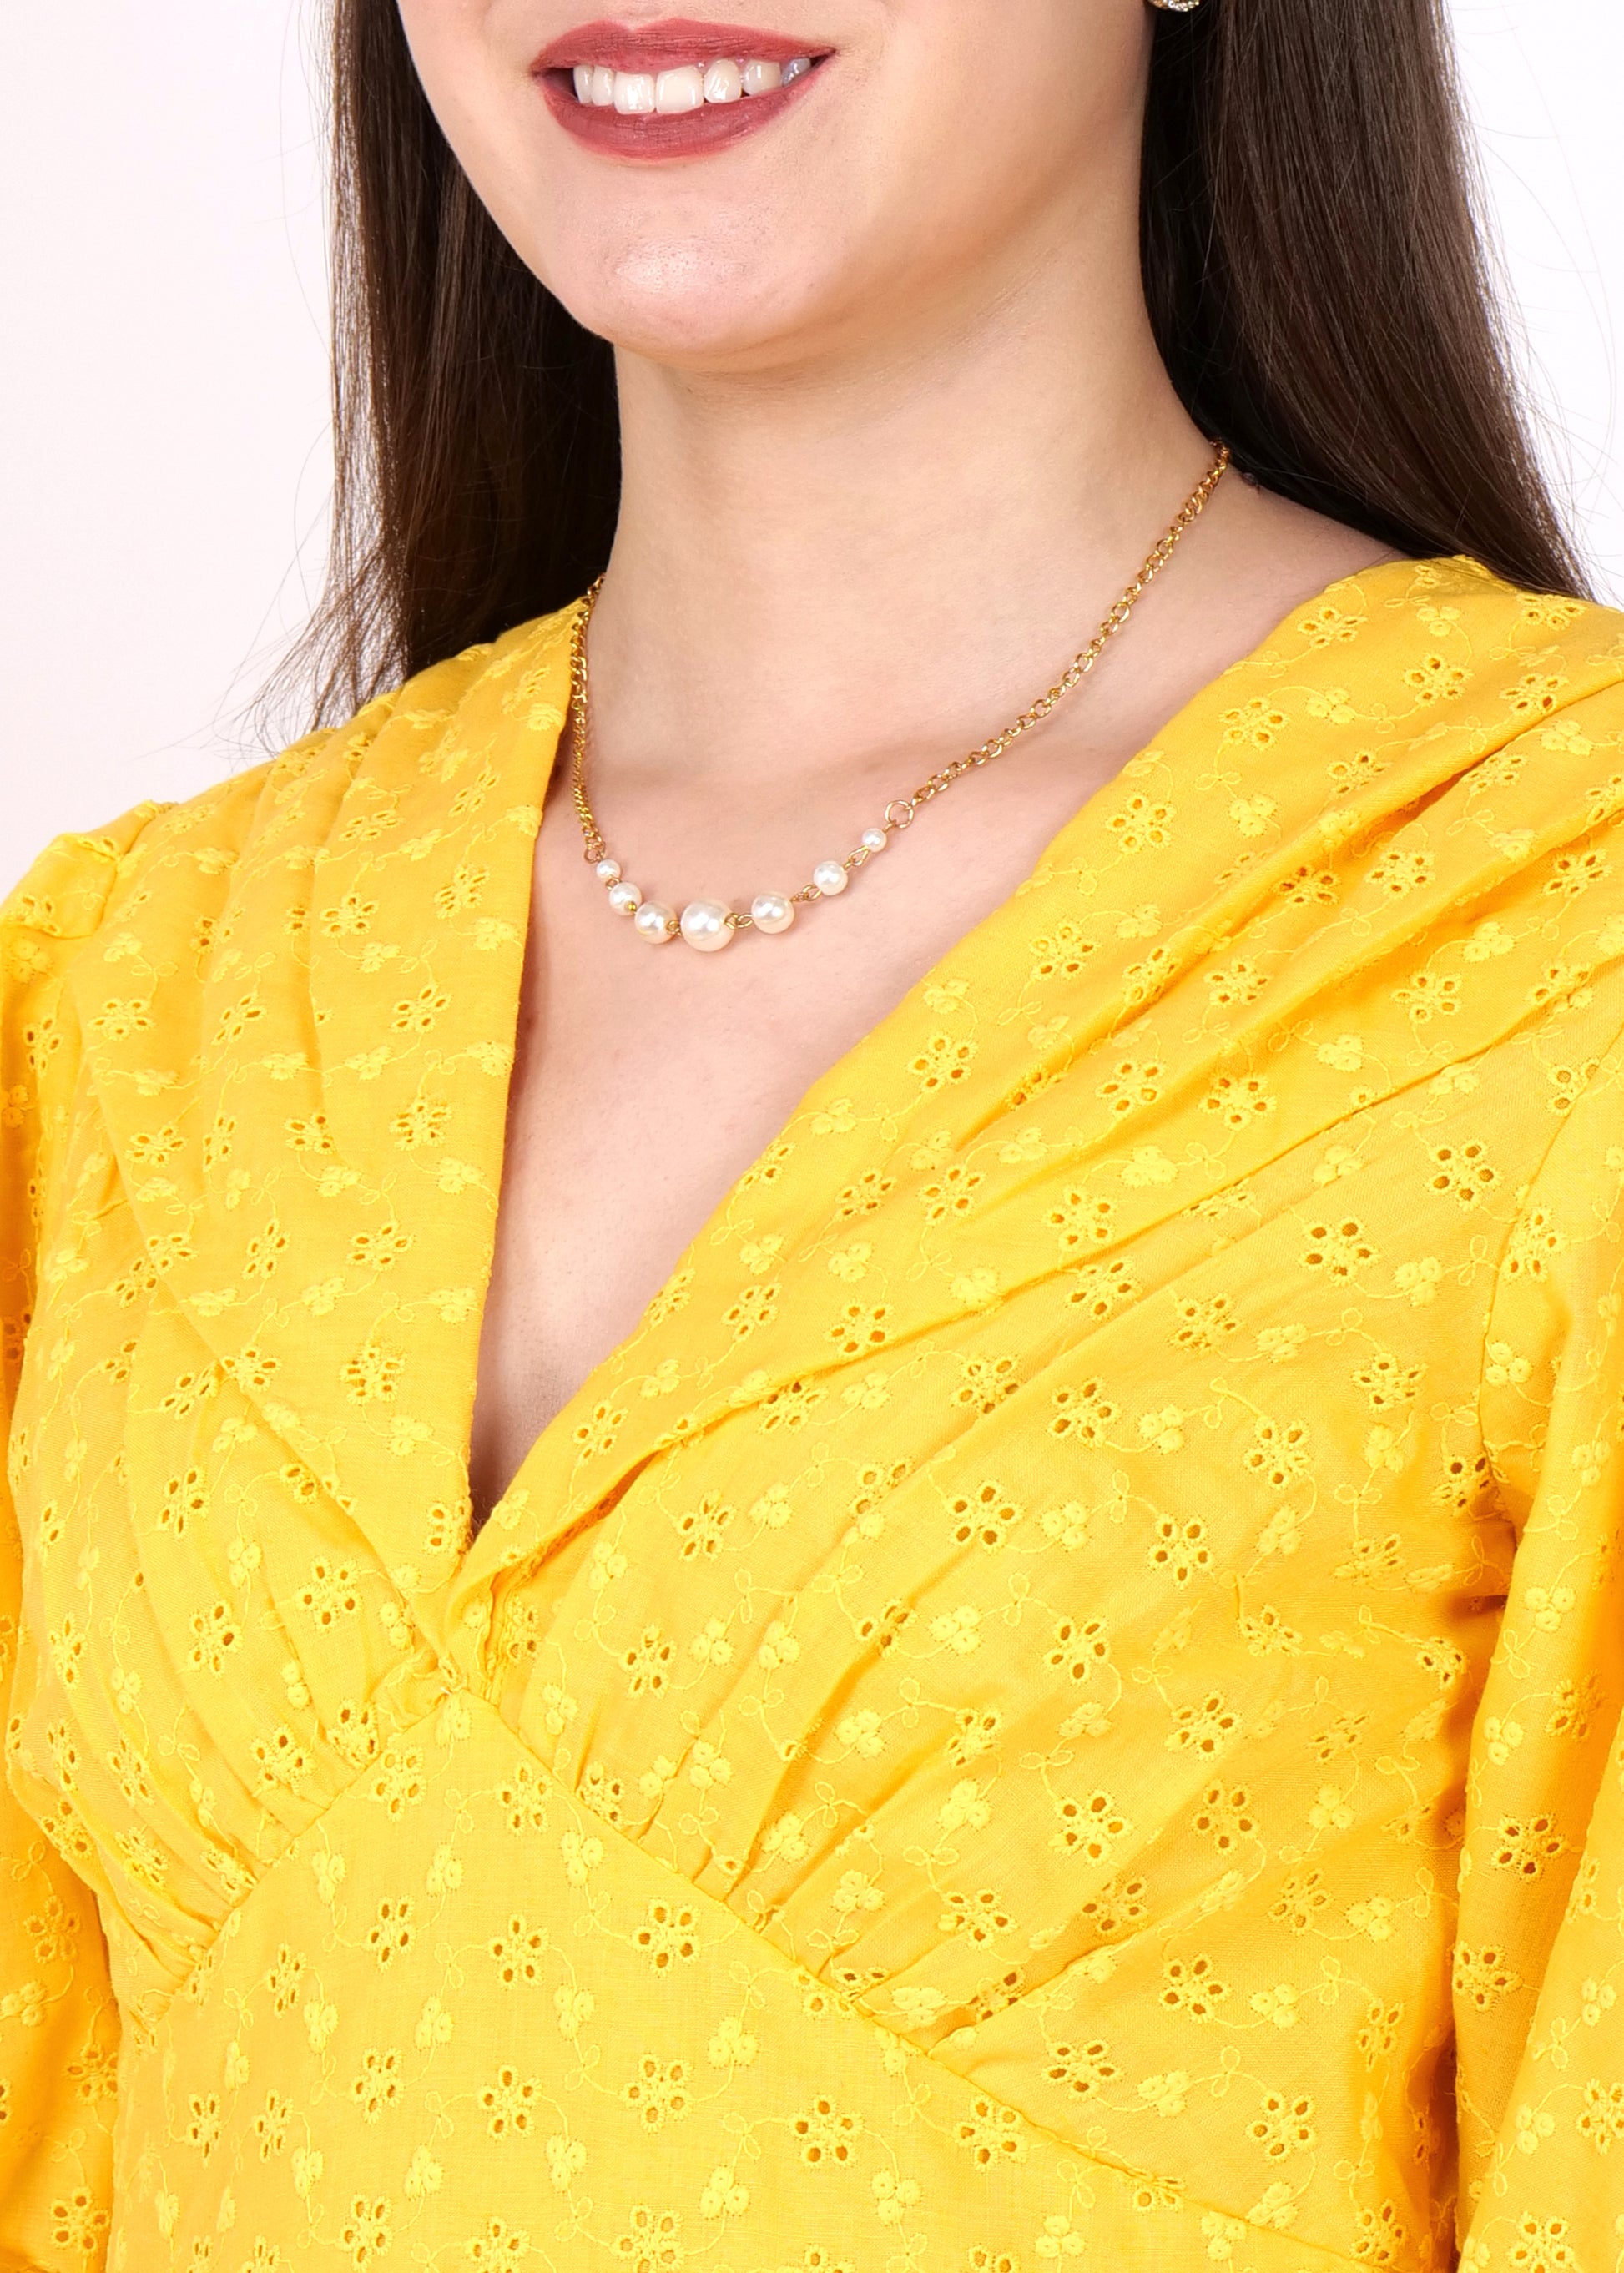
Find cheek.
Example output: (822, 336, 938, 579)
(396, 0, 536, 200)
(791, 18, 1145, 307)
(395, 0, 493, 101)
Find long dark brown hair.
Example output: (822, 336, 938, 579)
(292, 0, 1587, 722)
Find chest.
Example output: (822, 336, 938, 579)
(467, 755, 1114, 1519)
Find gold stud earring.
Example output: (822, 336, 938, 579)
(1146, 0, 1206, 12)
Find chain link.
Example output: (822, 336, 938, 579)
(570, 445, 1231, 925)
(569, 608, 608, 865)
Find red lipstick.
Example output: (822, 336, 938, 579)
(534, 18, 832, 162)
(536, 18, 824, 70)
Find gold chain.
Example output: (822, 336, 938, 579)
(569, 444, 1230, 947)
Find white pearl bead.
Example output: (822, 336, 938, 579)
(860, 827, 889, 854)
(634, 900, 678, 943)
(750, 891, 795, 935)
(607, 879, 643, 916)
(680, 899, 735, 952)
(594, 858, 623, 885)
(812, 859, 849, 896)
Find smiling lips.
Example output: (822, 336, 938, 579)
(535, 17, 829, 158)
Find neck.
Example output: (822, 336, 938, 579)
(586, 207, 1215, 793)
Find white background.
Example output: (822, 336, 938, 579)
(2, 2, 1621, 895)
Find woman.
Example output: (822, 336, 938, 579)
(3, 0, 1621, 2263)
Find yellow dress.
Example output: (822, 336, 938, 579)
(5, 557, 1624, 2272)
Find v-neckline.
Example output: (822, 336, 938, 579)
(450, 551, 1465, 1607)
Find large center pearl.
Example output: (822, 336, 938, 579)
(679, 899, 735, 953)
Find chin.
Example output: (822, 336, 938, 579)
(548, 219, 850, 370)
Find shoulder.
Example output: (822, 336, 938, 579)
(2, 800, 168, 951)
(1323, 555, 1624, 716)
(1, 607, 571, 974)
(1246, 556, 1624, 852)
(1408, 562, 1624, 849)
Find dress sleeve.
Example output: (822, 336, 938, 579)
(1457, 1014, 1624, 2261)
(0, 823, 157, 2270)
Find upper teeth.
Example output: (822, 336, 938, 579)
(572, 56, 813, 113)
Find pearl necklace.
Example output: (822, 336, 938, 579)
(569, 446, 1230, 953)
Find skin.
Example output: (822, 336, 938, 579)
(395, 0, 1402, 1525)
